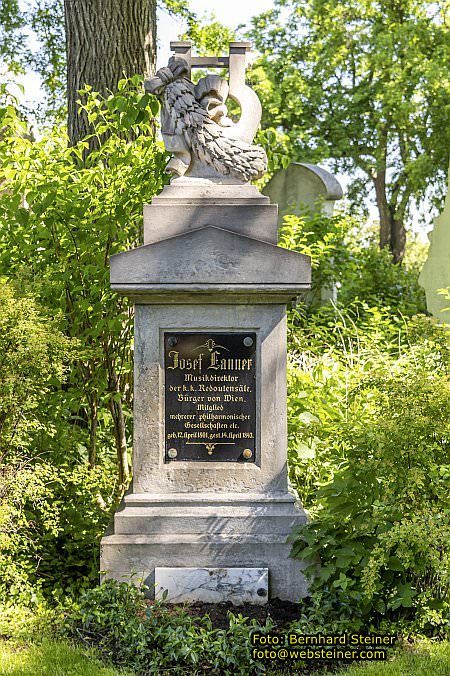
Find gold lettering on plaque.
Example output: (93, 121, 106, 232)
(208, 352, 253, 371)
(165, 333, 256, 462)
(167, 351, 204, 371)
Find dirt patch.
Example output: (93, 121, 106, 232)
(148, 598, 303, 630)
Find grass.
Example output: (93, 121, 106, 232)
(0, 639, 130, 676)
(331, 639, 450, 676)
(268, 639, 450, 676)
(1, 637, 449, 675)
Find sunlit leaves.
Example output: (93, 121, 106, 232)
(0, 79, 166, 470)
(250, 0, 450, 234)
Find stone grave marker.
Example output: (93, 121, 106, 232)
(419, 159, 450, 320)
(263, 162, 343, 221)
(100, 41, 312, 604)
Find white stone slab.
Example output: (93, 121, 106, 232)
(155, 567, 268, 605)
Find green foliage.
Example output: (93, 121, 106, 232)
(0, 278, 74, 459)
(337, 245, 427, 315)
(279, 211, 426, 314)
(250, 0, 450, 249)
(288, 307, 450, 633)
(280, 210, 355, 309)
(0, 0, 197, 117)
(0, 279, 113, 603)
(182, 14, 235, 56)
(0, 0, 26, 75)
(71, 580, 274, 675)
(0, 462, 118, 604)
(282, 207, 449, 634)
(0, 77, 166, 481)
(0, 80, 165, 605)
(160, 0, 195, 21)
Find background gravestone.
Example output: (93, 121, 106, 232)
(264, 163, 343, 306)
(419, 159, 450, 321)
(263, 162, 343, 220)
(100, 41, 311, 604)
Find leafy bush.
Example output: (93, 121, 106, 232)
(0, 80, 165, 604)
(287, 303, 421, 507)
(0, 78, 167, 482)
(71, 580, 275, 675)
(288, 311, 450, 633)
(0, 462, 119, 604)
(0, 279, 114, 603)
(0, 278, 74, 459)
(280, 211, 426, 315)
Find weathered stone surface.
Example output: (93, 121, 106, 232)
(110, 226, 310, 288)
(263, 162, 343, 220)
(102, 54, 313, 600)
(130, 304, 289, 494)
(154, 567, 268, 605)
(144, 42, 267, 182)
(100, 301, 310, 602)
(419, 160, 450, 320)
(144, 203, 278, 245)
(112, 492, 306, 535)
(101, 492, 308, 601)
(152, 177, 270, 203)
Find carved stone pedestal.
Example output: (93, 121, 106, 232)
(100, 180, 311, 603)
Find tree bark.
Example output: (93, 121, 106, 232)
(109, 395, 130, 487)
(389, 214, 406, 265)
(371, 171, 406, 263)
(371, 170, 391, 250)
(64, 0, 156, 145)
(108, 367, 130, 487)
(88, 392, 98, 468)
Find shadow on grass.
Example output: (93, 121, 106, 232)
(0, 639, 131, 676)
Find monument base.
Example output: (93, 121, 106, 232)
(155, 567, 269, 605)
(100, 492, 308, 603)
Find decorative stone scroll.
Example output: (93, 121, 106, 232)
(145, 41, 267, 183)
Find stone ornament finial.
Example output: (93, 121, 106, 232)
(145, 41, 267, 183)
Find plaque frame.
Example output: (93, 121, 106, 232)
(161, 328, 261, 465)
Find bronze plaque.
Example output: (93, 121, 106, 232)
(164, 332, 256, 462)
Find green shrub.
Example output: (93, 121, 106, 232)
(0, 278, 75, 459)
(71, 580, 276, 675)
(0, 80, 166, 606)
(0, 279, 120, 604)
(0, 78, 167, 481)
(0, 462, 118, 604)
(280, 211, 426, 316)
(286, 304, 432, 508)
(289, 313, 450, 633)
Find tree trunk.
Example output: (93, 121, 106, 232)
(371, 171, 406, 263)
(108, 366, 130, 487)
(390, 215, 406, 264)
(88, 392, 98, 468)
(109, 395, 130, 487)
(64, 0, 156, 145)
(372, 170, 391, 250)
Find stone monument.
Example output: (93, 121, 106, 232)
(100, 41, 311, 604)
(263, 163, 343, 306)
(419, 159, 450, 320)
(263, 162, 343, 221)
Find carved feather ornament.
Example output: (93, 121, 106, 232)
(145, 53, 268, 183)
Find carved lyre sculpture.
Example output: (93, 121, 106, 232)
(145, 42, 267, 183)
